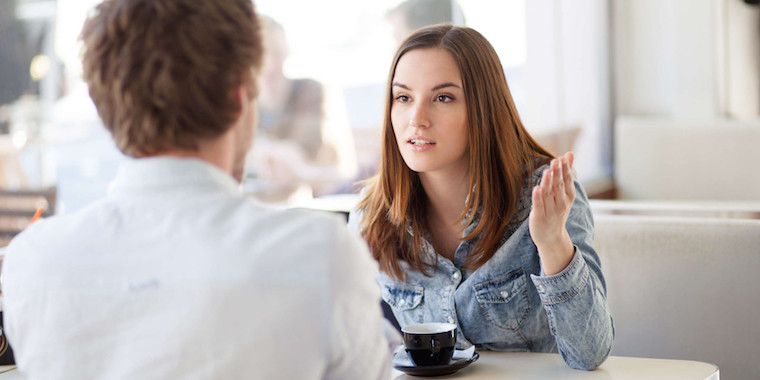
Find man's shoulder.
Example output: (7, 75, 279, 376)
(226, 206, 369, 279)
(2, 204, 104, 275)
(16, 196, 109, 233)
(5, 197, 109, 247)
(7, 198, 356, 263)
(250, 207, 349, 243)
(208, 197, 349, 241)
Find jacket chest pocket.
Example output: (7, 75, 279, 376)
(473, 268, 530, 331)
(381, 282, 425, 325)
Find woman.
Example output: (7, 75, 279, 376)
(348, 25, 613, 370)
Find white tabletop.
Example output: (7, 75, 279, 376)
(393, 352, 719, 380)
(0, 366, 20, 379)
(0, 352, 719, 379)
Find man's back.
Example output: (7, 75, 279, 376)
(2, 157, 392, 379)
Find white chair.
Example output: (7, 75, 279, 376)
(593, 213, 760, 379)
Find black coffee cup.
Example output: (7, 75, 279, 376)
(402, 322, 457, 366)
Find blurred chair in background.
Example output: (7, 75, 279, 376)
(0, 186, 56, 246)
(532, 125, 582, 157)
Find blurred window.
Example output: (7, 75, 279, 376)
(0, 0, 611, 212)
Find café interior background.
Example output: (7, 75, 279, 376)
(1, 0, 759, 213)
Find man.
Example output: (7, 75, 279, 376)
(1, 0, 396, 378)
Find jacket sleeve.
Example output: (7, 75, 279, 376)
(529, 179, 615, 370)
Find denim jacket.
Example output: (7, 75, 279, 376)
(348, 166, 614, 370)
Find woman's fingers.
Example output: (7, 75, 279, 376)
(544, 164, 559, 213)
(532, 186, 544, 216)
(540, 161, 551, 189)
(536, 153, 580, 219)
(553, 159, 564, 199)
(535, 165, 553, 215)
(561, 155, 574, 198)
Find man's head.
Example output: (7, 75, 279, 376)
(80, 0, 264, 163)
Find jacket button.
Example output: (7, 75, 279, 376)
(452, 272, 461, 280)
(536, 284, 546, 293)
(500, 290, 509, 298)
(447, 316, 455, 323)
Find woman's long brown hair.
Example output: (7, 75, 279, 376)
(357, 25, 553, 280)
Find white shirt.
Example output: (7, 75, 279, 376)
(2, 157, 394, 380)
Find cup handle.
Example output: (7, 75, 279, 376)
(431, 338, 440, 354)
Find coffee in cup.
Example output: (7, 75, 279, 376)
(402, 322, 457, 366)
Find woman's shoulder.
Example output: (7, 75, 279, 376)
(527, 158, 551, 187)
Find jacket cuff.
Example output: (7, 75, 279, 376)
(529, 248, 590, 306)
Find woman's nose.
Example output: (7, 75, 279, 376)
(409, 102, 431, 129)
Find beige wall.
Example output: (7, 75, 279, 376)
(613, 0, 760, 119)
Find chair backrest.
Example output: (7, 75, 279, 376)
(593, 213, 760, 379)
(532, 126, 582, 157)
(0, 187, 57, 246)
(615, 116, 760, 201)
(591, 199, 760, 219)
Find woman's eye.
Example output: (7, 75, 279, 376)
(395, 95, 411, 103)
(436, 95, 454, 103)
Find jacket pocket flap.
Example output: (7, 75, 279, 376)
(473, 268, 526, 304)
(381, 283, 424, 311)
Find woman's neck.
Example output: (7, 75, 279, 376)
(419, 170, 470, 260)
(419, 170, 470, 227)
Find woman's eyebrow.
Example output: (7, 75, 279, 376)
(392, 82, 410, 90)
(431, 82, 460, 91)
(392, 82, 462, 91)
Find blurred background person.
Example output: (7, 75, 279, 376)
(246, 16, 357, 202)
(386, 0, 464, 45)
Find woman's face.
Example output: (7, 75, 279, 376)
(391, 48, 469, 179)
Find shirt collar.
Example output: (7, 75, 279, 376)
(109, 156, 240, 197)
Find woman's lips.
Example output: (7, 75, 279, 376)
(407, 137, 435, 152)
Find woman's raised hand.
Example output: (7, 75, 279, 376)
(528, 152, 576, 275)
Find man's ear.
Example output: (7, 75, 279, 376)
(240, 71, 259, 104)
(236, 85, 245, 114)
(233, 83, 251, 120)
